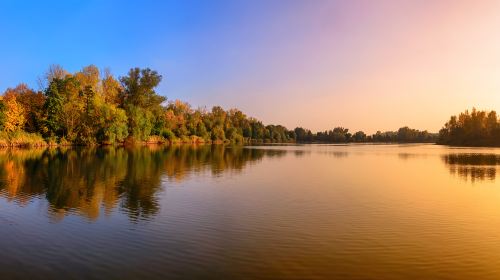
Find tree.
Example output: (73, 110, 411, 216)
(45, 64, 68, 83)
(59, 76, 84, 141)
(127, 105, 154, 140)
(75, 86, 98, 144)
(353, 131, 366, 142)
(101, 68, 122, 105)
(211, 125, 225, 141)
(294, 127, 308, 141)
(3, 93, 26, 132)
(5, 84, 45, 133)
(120, 68, 166, 140)
(119, 68, 164, 108)
(94, 97, 128, 143)
(438, 108, 500, 146)
(43, 79, 65, 137)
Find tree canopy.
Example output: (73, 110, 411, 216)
(438, 108, 500, 146)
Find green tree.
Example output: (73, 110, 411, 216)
(120, 68, 166, 140)
(43, 79, 65, 137)
(94, 97, 128, 144)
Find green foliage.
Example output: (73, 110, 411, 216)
(225, 127, 244, 143)
(119, 67, 165, 109)
(160, 129, 176, 141)
(0, 101, 6, 131)
(43, 79, 65, 136)
(210, 125, 225, 141)
(120, 68, 166, 141)
(94, 98, 128, 144)
(126, 105, 154, 141)
(196, 122, 209, 140)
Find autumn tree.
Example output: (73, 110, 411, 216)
(3, 93, 26, 132)
(45, 64, 68, 83)
(4, 84, 45, 133)
(101, 69, 122, 105)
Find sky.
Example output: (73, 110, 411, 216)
(0, 0, 499, 133)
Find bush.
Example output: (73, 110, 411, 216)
(146, 135, 165, 144)
(160, 129, 176, 140)
(59, 136, 71, 146)
(190, 135, 205, 144)
(0, 131, 47, 147)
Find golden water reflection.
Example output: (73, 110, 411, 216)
(2, 146, 499, 222)
(0, 146, 285, 221)
(442, 153, 500, 182)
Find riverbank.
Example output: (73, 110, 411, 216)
(0, 131, 47, 148)
(0, 132, 298, 148)
(0, 132, 447, 149)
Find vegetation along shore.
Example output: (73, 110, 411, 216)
(0, 65, 493, 148)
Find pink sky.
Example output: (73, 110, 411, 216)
(170, 0, 500, 133)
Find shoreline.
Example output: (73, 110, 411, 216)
(0, 141, 444, 149)
(5, 139, 500, 149)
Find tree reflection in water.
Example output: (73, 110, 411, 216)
(442, 153, 500, 182)
(0, 145, 286, 221)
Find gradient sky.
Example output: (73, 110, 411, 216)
(1, 0, 499, 133)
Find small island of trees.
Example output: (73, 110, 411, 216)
(438, 108, 500, 146)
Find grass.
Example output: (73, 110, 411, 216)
(0, 131, 47, 147)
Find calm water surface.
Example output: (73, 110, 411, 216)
(1, 144, 500, 279)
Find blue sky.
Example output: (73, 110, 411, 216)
(0, 0, 313, 91)
(1, 1, 499, 132)
(0, 1, 322, 106)
(1, 0, 342, 128)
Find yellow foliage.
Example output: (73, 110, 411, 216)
(4, 94, 26, 132)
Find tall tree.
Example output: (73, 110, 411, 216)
(43, 79, 65, 137)
(120, 68, 166, 140)
(119, 68, 164, 109)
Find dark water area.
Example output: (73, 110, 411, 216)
(1, 144, 500, 279)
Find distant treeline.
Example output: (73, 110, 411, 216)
(438, 108, 500, 146)
(0, 65, 438, 147)
(294, 126, 438, 143)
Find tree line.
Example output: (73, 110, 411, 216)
(438, 108, 500, 146)
(294, 126, 437, 143)
(0, 64, 437, 146)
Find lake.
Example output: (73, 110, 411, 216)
(1, 144, 500, 279)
